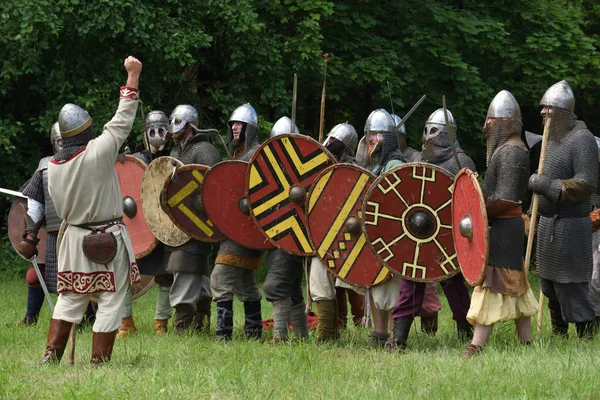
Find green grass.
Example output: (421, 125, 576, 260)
(1, 276, 600, 399)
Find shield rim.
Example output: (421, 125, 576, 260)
(245, 133, 335, 256)
(8, 197, 48, 263)
(141, 156, 191, 247)
(203, 160, 275, 250)
(131, 274, 156, 300)
(305, 162, 392, 287)
(452, 168, 489, 287)
(361, 161, 460, 283)
(161, 163, 226, 243)
(116, 155, 159, 259)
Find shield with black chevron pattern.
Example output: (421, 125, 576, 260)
(246, 134, 335, 256)
(306, 164, 392, 287)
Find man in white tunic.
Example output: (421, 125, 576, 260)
(41, 56, 143, 365)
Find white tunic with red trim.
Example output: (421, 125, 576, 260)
(48, 88, 142, 295)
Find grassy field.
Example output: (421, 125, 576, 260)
(1, 276, 599, 399)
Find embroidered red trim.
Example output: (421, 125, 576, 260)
(57, 270, 116, 294)
(130, 262, 142, 284)
(50, 145, 87, 165)
(120, 86, 140, 100)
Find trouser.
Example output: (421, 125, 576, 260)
(211, 264, 262, 303)
(590, 244, 600, 317)
(393, 274, 470, 323)
(52, 268, 129, 333)
(263, 257, 304, 305)
(170, 272, 211, 307)
(539, 278, 595, 323)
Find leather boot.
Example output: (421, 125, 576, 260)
(154, 319, 168, 335)
(271, 298, 292, 341)
(215, 301, 234, 340)
(116, 316, 137, 339)
(457, 321, 474, 341)
(420, 313, 438, 336)
(315, 300, 337, 344)
(290, 301, 309, 340)
(7, 315, 37, 328)
(10, 286, 43, 327)
(244, 300, 263, 339)
(371, 331, 390, 349)
(91, 330, 118, 365)
(393, 316, 414, 350)
(174, 304, 196, 333)
(576, 320, 595, 340)
(40, 319, 73, 364)
(548, 299, 568, 337)
(194, 298, 212, 334)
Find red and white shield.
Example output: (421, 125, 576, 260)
(362, 162, 459, 282)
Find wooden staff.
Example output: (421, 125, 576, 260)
(318, 54, 330, 143)
(523, 110, 552, 333)
(291, 74, 298, 132)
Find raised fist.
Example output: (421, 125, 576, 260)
(124, 56, 142, 76)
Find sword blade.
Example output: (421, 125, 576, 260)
(394, 95, 426, 131)
(30, 258, 55, 313)
(0, 187, 27, 199)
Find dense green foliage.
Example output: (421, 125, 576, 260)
(1, 0, 600, 234)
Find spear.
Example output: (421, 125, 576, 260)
(523, 109, 553, 333)
(291, 73, 298, 133)
(318, 53, 330, 143)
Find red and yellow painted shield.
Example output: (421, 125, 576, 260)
(362, 162, 459, 282)
(162, 164, 226, 243)
(247, 134, 335, 256)
(203, 160, 274, 250)
(307, 164, 391, 287)
(452, 168, 488, 287)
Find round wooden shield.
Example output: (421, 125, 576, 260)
(362, 162, 459, 283)
(8, 198, 47, 263)
(161, 164, 226, 243)
(114, 155, 158, 259)
(141, 156, 190, 247)
(452, 168, 488, 287)
(306, 164, 392, 287)
(203, 161, 274, 250)
(247, 134, 335, 256)
(132, 274, 155, 300)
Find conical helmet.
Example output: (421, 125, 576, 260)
(540, 80, 575, 112)
(487, 90, 521, 119)
(58, 103, 92, 138)
(169, 105, 199, 134)
(270, 116, 299, 138)
(229, 103, 258, 128)
(364, 109, 395, 136)
(50, 122, 62, 154)
(324, 123, 358, 153)
(391, 113, 407, 136)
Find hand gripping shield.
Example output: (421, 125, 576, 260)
(141, 156, 191, 247)
(9, 198, 47, 263)
(362, 162, 459, 282)
(306, 163, 392, 287)
(161, 164, 226, 243)
(452, 168, 488, 287)
(203, 160, 274, 250)
(247, 134, 335, 256)
(114, 155, 158, 258)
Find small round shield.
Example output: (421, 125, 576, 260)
(8, 197, 47, 263)
(203, 161, 274, 249)
(161, 164, 226, 243)
(362, 162, 458, 283)
(247, 134, 335, 256)
(141, 156, 190, 247)
(306, 164, 392, 287)
(452, 168, 488, 287)
(114, 155, 158, 259)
